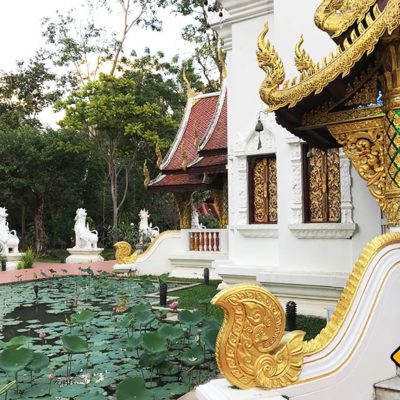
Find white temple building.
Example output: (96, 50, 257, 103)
(211, 0, 382, 316)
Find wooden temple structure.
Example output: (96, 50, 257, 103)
(148, 81, 228, 229)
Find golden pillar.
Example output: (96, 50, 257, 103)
(173, 192, 191, 229)
(213, 178, 229, 228)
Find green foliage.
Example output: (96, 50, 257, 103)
(17, 248, 34, 269)
(0, 348, 34, 373)
(199, 214, 220, 228)
(117, 377, 153, 400)
(61, 335, 89, 353)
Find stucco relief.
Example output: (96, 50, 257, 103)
(287, 138, 356, 238)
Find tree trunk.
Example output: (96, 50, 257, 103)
(34, 199, 48, 255)
(21, 204, 26, 246)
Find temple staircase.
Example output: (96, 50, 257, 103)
(374, 369, 400, 400)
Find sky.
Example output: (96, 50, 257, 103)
(0, 0, 195, 126)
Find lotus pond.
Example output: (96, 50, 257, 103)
(0, 270, 220, 399)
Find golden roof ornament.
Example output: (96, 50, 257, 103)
(294, 35, 314, 73)
(218, 46, 228, 80)
(182, 67, 197, 98)
(257, 1, 400, 112)
(155, 142, 163, 169)
(143, 160, 150, 189)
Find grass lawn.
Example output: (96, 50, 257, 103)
(173, 280, 327, 341)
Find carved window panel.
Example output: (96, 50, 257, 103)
(248, 155, 278, 224)
(303, 145, 341, 223)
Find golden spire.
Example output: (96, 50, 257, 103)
(143, 160, 150, 189)
(182, 67, 197, 98)
(218, 47, 228, 80)
(155, 142, 163, 169)
(294, 35, 314, 73)
(180, 141, 188, 171)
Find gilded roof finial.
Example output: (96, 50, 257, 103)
(218, 47, 228, 80)
(155, 142, 163, 169)
(143, 160, 150, 189)
(294, 35, 314, 73)
(182, 66, 197, 98)
(180, 141, 188, 171)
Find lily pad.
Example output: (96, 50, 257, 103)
(5, 336, 32, 348)
(70, 310, 95, 325)
(116, 377, 153, 400)
(180, 346, 205, 367)
(158, 325, 184, 342)
(142, 333, 167, 354)
(0, 348, 34, 373)
(178, 310, 203, 326)
(62, 335, 89, 353)
(26, 352, 50, 372)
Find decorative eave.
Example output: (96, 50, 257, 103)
(147, 173, 209, 193)
(257, 0, 400, 148)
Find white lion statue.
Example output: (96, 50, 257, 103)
(138, 209, 159, 244)
(0, 207, 20, 255)
(73, 208, 99, 249)
(191, 210, 206, 230)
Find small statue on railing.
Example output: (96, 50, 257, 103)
(191, 210, 206, 230)
(138, 209, 159, 245)
(0, 207, 20, 255)
(73, 208, 99, 249)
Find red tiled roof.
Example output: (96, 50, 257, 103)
(201, 95, 227, 152)
(189, 154, 227, 169)
(148, 173, 207, 192)
(162, 94, 219, 172)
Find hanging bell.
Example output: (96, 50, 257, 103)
(255, 119, 264, 132)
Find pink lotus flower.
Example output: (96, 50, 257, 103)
(48, 374, 55, 381)
(39, 331, 47, 339)
(168, 300, 180, 311)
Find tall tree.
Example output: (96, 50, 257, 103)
(0, 126, 92, 253)
(57, 72, 178, 229)
(168, 0, 225, 92)
(0, 53, 58, 128)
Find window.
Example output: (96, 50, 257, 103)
(248, 155, 277, 224)
(303, 144, 341, 223)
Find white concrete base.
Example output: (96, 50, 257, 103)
(196, 379, 285, 400)
(113, 263, 136, 273)
(257, 271, 347, 317)
(216, 261, 347, 316)
(5, 252, 24, 271)
(169, 252, 226, 279)
(66, 248, 104, 264)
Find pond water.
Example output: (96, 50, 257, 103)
(0, 272, 219, 399)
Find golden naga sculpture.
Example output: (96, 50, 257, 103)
(213, 233, 400, 388)
(114, 241, 138, 264)
(315, 0, 377, 38)
(294, 35, 314, 73)
(212, 284, 305, 389)
(257, 0, 400, 112)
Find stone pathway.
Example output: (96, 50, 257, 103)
(0, 260, 116, 285)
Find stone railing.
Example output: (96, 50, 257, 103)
(186, 229, 228, 252)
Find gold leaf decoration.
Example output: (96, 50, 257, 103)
(258, 1, 400, 112)
(114, 241, 138, 264)
(143, 160, 150, 189)
(294, 35, 314, 73)
(212, 284, 305, 389)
